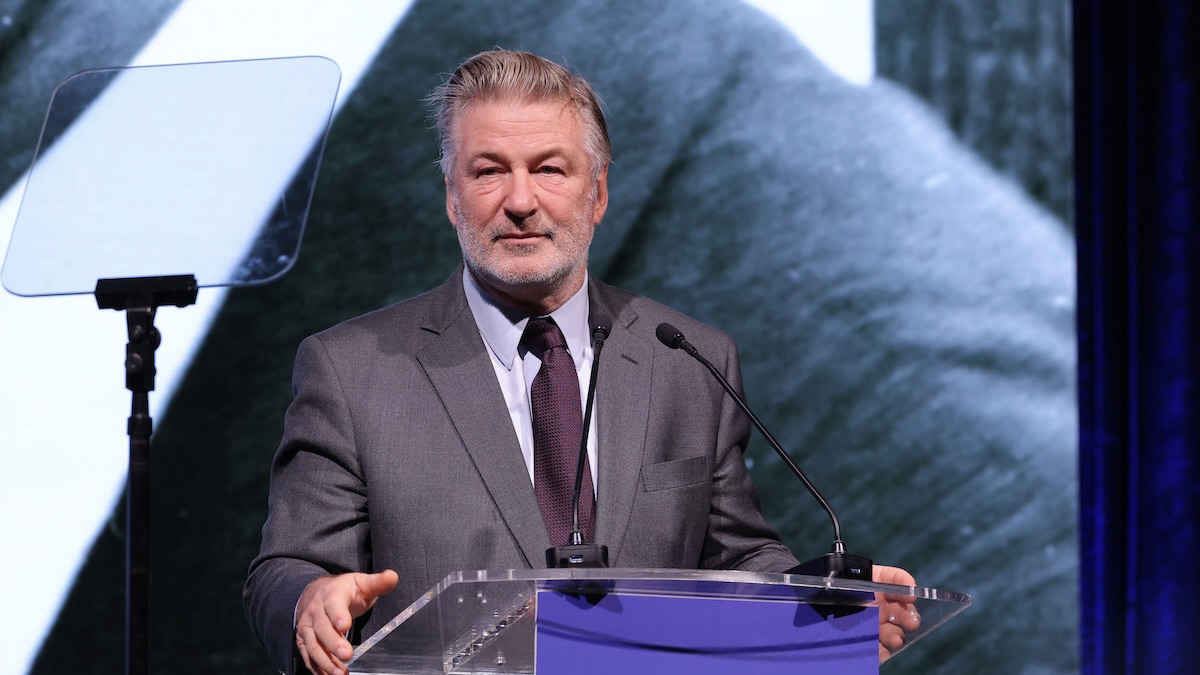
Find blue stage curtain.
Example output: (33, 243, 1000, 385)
(1075, 0, 1200, 672)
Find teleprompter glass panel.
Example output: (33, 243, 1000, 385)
(1, 55, 341, 296)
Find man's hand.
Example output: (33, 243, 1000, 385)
(872, 564, 919, 663)
(295, 569, 399, 675)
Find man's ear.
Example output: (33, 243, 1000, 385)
(591, 164, 610, 225)
(444, 177, 458, 227)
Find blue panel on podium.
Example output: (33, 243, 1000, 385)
(535, 589, 878, 674)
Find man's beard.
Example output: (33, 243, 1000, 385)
(451, 194, 594, 292)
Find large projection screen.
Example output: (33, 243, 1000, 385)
(0, 2, 1074, 674)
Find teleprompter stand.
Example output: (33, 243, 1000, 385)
(1, 56, 341, 675)
(93, 274, 198, 675)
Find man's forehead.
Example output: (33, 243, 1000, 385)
(453, 99, 586, 153)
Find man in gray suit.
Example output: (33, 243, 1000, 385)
(244, 49, 916, 675)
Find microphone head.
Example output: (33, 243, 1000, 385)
(656, 322, 685, 350)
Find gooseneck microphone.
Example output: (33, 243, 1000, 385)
(547, 316, 612, 568)
(655, 322, 872, 580)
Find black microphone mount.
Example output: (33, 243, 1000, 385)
(547, 316, 612, 568)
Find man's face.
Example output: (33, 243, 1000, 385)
(445, 99, 608, 314)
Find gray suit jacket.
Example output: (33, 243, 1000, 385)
(243, 269, 799, 671)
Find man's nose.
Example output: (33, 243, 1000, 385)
(503, 170, 537, 219)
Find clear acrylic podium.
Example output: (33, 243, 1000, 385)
(348, 568, 971, 674)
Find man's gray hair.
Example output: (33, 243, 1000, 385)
(428, 49, 612, 181)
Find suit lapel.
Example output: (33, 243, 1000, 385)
(589, 283, 653, 564)
(414, 274, 551, 568)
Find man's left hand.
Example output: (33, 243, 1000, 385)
(872, 564, 920, 663)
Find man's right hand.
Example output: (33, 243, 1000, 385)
(294, 569, 399, 675)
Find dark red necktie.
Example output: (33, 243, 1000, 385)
(522, 317, 595, 545)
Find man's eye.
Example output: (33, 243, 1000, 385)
(538, 166, 564, 175)
(477, 167, 499, 177)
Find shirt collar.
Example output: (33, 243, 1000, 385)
(463, 267, 591, 371)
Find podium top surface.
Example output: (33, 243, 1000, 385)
(350, 568, 971, 674)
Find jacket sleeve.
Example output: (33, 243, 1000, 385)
(243, 334, 373, 673)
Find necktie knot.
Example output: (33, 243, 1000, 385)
(522, 317, 568, 357)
